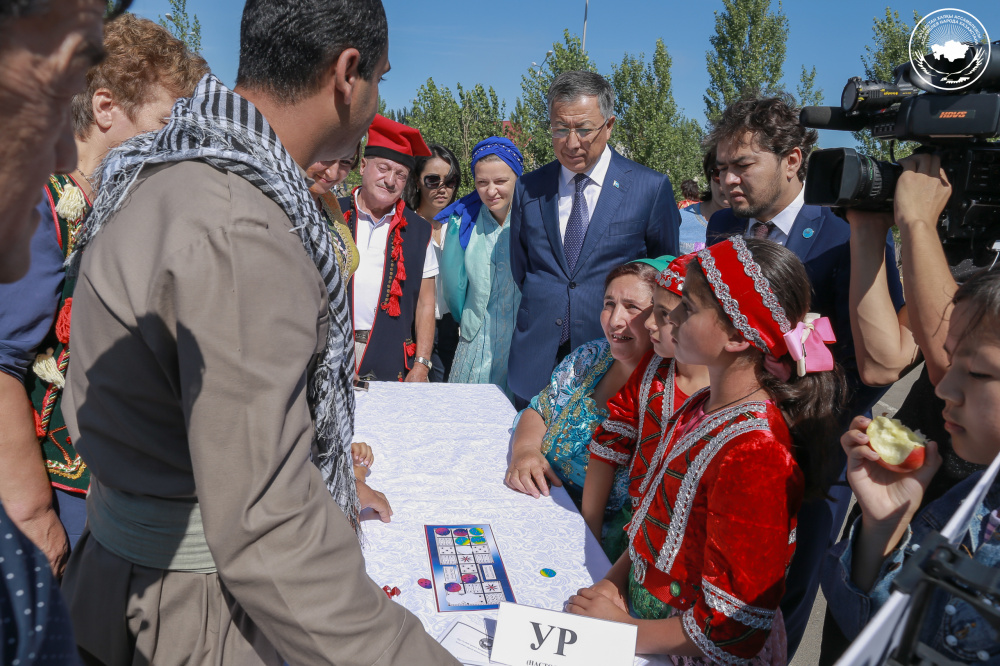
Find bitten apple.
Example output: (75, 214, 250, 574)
(866, 416, 927, 473)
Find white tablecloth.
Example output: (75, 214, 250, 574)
(356, 382, 666, 665)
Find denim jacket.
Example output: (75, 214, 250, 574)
(821, 471, 1000, 664)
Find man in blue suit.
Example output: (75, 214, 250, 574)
(705, 96, 904, 659)
(509, 71, 679, 408)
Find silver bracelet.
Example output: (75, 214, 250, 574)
(414, 356, 433, 371)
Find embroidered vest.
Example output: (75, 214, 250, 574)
(341, 196, 432, 381)
(25, 174, 91, 495)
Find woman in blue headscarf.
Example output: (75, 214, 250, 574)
(437, 137, 524, 399)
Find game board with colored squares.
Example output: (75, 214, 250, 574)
(423, 524, 516, 612)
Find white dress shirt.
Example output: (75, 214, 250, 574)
(353, 191, 438, 331)
(743, 183, 806, 246)
(557, 145, 613, 243)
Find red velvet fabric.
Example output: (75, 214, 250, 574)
(589, 354, 687, 468)
(627, 391, 802, 662)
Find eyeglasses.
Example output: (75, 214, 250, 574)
(423, 174, 459, 190)
(550, 118, 610, 142)
(710, 168, 721, 183)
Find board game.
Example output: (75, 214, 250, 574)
(423, 524, 516, 612)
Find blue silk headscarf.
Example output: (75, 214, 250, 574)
(434, 137, 524, 249)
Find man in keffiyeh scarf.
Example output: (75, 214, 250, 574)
(57, 1, 457, 664)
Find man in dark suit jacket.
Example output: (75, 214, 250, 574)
(509, 71, 679, 407)
(705, 96, 904, 659)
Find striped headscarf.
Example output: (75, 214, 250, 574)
(68, 74, 361, 533)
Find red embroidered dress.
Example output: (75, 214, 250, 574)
(599, 387, 802, 664)
(590, 355, 687, 469)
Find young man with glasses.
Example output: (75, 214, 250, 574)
(508, 70, 680, 409)
(341, 114, 439, 382)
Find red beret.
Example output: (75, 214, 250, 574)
(363, 114, 431, 170)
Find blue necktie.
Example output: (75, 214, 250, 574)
(561, 173, 590, 344)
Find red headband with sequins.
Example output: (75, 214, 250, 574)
(655, 253, 695, 297)
(695, 236, 793, 356)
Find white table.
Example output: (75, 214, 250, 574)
(356, 383, 666, 665)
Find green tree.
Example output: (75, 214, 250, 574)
(796, 65, 824, 107)
(704, 0, 789, 121)
(511, 30, 596, 170)
(405, 78, 506, 195)
(407, 78, 462, 150)
(159, 0, 202, 53)
(454, 83, 507, 165)
(612, 39, 704, 200)
(851, 8, 923, 162)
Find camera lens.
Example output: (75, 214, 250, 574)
(856, 155, 899, 203)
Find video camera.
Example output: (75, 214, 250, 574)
(801, 40, 1000, 264)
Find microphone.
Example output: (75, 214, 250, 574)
(799, 106, 869, 132)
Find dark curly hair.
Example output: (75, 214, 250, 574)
(706, 95, 817, 182)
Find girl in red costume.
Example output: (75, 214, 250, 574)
(568, 237, 845, 665)
(583, 254, 709, 562)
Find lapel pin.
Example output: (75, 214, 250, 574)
(802, 228, 815, 239)
(613, 180, 620, 189)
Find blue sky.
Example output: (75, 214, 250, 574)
(130, 1, 1000, 149)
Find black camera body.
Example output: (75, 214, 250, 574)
(802, 41, 1000, 263)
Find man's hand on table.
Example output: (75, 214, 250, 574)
(357, 480, 393, 523)
(566, 583, 630, 623)
(505, 449, 563, 498)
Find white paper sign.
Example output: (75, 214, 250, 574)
(438, 618, 494, 666)
(490, 602, 637, 666)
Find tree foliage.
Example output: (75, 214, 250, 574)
(407, 79, 506, 167)
(159, 0, 202, 54)
(796, 65, 824, 107)
(852, 8, 923, 162)
(510, 30, 596, 170)
(612, 39, 704, 198)
(704, 0, 789, 121)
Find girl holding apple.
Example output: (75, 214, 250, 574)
(822, 268, 1000, 661)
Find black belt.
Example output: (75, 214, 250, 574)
(354, 330, 370, 344)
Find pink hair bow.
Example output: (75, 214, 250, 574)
(782, 313, 836, 378)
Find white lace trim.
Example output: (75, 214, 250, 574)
(600, 420, 638, 440)
(731, 235, 791, 335)
(653, 417, 771, 574)
(626, 399, 769, 581)
(682, 609, 754, 666)
(627, 355, 670, 483)
(589, 441, 631, 465)
(788, 527, 796, 545)
(702, 579, 775, 630)
(697, 244, 770, 353)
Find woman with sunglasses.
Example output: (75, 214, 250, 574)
(405, 144, 462, 382)
(437, 137, 523, 399)
(677, 147, 730, 254)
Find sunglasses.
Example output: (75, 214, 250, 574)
(423, 174, 459, 190)
(709, 167, 721, 183)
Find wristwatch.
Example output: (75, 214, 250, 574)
(415, 356, 434, 371)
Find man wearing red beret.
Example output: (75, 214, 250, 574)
(341, 114, 438, 382)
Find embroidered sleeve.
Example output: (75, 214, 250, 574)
(684, 433, 804, 662)
(530, 340, 603, 428)
(589, 366, 641, 466)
